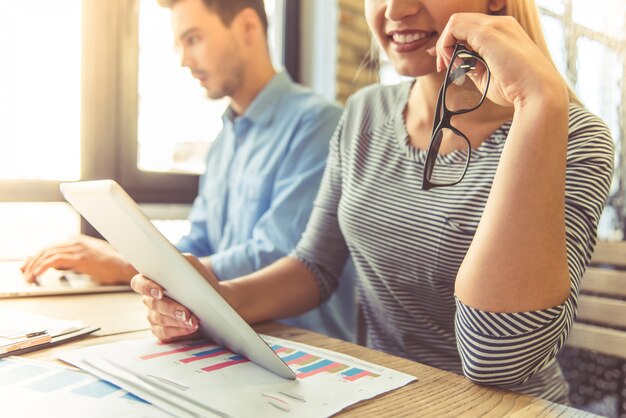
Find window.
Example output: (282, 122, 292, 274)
(0, 0, 295, 205)
(0, 0, 298, 248)
(537, 1, 626, 240)
(0, 1, 82, 201)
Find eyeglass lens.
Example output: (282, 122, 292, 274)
(428, 129, 470, 185)
(444, 52, 488, 113)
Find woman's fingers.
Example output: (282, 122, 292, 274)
(142, 295, 197, 327)
(132, 274, 200, 342)
(131, 274, 165, 299)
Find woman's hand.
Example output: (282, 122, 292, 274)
(434, 13, 569, 109)
(130, 254, 221, 343)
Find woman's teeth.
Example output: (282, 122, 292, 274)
(392, 32, 433, 44)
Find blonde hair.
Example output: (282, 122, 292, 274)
(506, 0, 582, 105)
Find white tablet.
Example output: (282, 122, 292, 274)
(60, 179, 296, 380)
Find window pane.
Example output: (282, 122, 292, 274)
(137, 0, 281, 175)
(572, 0, 625, 40)
(576, 36, 623, 238)
(0, 1, 81, 181)
(536, 0, 567, 15)
(540, 15, 567, 77)
(576, 37, 623, 143)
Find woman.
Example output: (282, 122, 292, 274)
(132, 0, 613, 402)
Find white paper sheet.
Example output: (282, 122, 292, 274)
(0, 357, 172, 418)
(60, 335, 416, 418)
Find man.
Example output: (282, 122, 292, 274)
(22, 0, 355, 341)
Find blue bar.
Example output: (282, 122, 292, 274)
(281, 351, 307, 362)
(122, 392, 149, 404)
(24, 371, 86, 393)
(297, 359, 333, 373)
(341, 367, 363, 377)
(270, 344, 282, 350)
(0, 365, 47, 386)
(72, 380, 121, 398)
(192, 347, 226, 357)
(228, 354, 246, 361)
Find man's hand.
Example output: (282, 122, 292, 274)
(131, 254, 221, 342)
(21, 235, 137, 285)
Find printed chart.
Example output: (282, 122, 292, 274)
(0, 357, 172, 417)
(60, 335, 416, 418)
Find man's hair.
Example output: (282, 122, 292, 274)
(157, 0, 268, 34)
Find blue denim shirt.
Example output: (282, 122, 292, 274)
(176, 72, 355, 341)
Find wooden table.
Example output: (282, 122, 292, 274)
(4, 292, 598, 417)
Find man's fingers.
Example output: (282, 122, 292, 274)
(22, 245, 82, 278)
(31, 254, 81, 277)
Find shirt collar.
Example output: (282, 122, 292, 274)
(222, 71, 292, 126)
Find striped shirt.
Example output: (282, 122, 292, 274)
(292, 81, 613, 402)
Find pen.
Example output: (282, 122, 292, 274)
(26, 330, 48, 338)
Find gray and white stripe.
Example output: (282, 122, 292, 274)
(292, 81, 614, 403)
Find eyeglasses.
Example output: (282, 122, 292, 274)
(422, 43, 491, 191)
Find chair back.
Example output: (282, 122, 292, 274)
(567, 241, 626, 359)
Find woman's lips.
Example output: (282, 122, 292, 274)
(388, 31, 436, 53)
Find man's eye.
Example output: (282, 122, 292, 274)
(187, 36, 199, 46)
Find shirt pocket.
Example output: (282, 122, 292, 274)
(230, 178, 272, 233)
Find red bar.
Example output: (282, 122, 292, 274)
(296, 362, 342, 379)
(201, 358, 250, 372)
(343, 370, 372, 381)
(140, 342, 215, 360)
(180, 349, 230, 364)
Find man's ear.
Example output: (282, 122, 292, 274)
(488, 0, 507, 15)
(233, 7, 262, 45)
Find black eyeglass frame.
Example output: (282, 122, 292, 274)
(421, 43, 491, 191)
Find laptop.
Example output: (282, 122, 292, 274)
(0, 261, 132, 298)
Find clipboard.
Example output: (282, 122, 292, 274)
(0, 307, 101, 358)
(0, 333, 52, 356)
(0, 325, 100, 358)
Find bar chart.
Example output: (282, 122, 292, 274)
(61, 335, 416, 418)
(137, 338, 381, 383)
(269, 343, 381, 381)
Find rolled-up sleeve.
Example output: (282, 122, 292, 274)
(454, 106, 614, 386)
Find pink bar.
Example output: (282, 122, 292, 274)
(273, 347, 290, 354)
(343, 370, 372, 381)
(201, 358, 250, 372)
(296, 362, 342, 379)
(140, 343, 215, 360)
(180, 349, 230, 364)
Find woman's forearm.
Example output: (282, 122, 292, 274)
(455, 91, 571, 313)
(221, 257, 321, 324)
